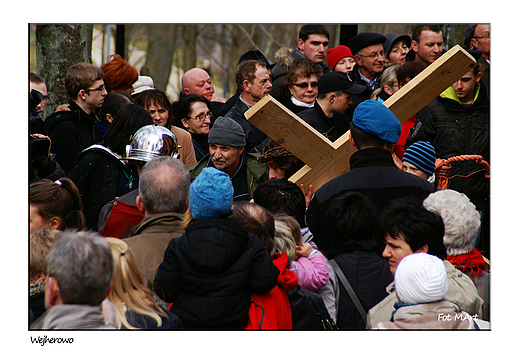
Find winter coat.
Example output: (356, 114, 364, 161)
(406, 83, 489, 209)
(189, 151, 268, 201)
(245, 253, 297, 329)
(68, 144, 138, 230)
(291, 249, 329, 292)
(329, 240, 394, 329)
(154, 217, 280, 329)
(306, 148, 436, 253)
(44, 100, 102, 174)
(297, 103, 351, 142)
(224, 97, 269, 153)
(30, 304, 116, 330)
(373, 300, 487, 330)
(366, 260, 485, 328)
(124, 212, 186, 288)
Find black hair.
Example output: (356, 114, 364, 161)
(349, 121, 387, 149)
(253, 179, 306, 228)
(376, 197, 447, 259)
(299, 24, 330, 41)
(325, 191, 378, 257)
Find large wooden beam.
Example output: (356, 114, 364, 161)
(245, 45, 476, 191)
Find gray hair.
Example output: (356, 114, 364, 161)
(46, 230, 114, 305)
(423, 190, 481, 256)
(138, 156, 190, 214)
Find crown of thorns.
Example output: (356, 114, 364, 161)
(257, 144, 294, 163)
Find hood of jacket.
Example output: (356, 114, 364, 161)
(177, 217, 251, 274)
(440, 82, 483, 105)
(271, 253, 298, 291)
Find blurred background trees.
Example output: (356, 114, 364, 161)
(29, 24, 469, 116)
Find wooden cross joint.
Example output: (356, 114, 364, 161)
(245, 45, 476, 191)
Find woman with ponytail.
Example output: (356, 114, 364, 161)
(29, 177, 86, 232)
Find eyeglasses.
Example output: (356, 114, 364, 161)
(474, 34, 490, 40)
(358, 50, 385, 59)
(86, 85, 106, 92)
(189, 111, 213, 120)
(292, 82, 319, 89)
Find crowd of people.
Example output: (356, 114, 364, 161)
(29, 23, 490, 330)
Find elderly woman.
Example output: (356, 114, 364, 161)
(133, 88, 197, 167)
(279, 58, 323, 114)
(423, 189, 490, 320)
(171, 94, 212, 161)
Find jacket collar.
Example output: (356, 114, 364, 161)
(134, 212, 186, 235)
(350, 148, 396, 170)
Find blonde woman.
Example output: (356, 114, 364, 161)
(106, 237, 183, 329)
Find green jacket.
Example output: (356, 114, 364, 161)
(189, 152, 268, 200)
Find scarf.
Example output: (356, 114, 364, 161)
(446, 248, 487, 284)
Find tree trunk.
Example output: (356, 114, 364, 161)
(183, 25, 198, 72)
(36, 24, 93, 116)
(141, 24, 176, 93)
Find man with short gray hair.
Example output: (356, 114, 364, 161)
(124, 156, 190, 288)
(30, 231, 115, 329)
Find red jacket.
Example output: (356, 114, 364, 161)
(245, 253, 297, 329)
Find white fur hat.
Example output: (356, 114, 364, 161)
(395, 253, 448, 304)
(132, 76, 154, 95)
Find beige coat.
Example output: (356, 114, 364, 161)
(366, 260, 485, 328)
(124, 212, 186, 288)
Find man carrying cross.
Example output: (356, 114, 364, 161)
(306, 100, 436, 254)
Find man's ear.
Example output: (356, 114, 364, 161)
(242, 80, 251, 94)
(353, 55, 363, 67)
(136, 195, 146, 217)
(45, 276, 62, 309)
(411, 40, 419, 53)
(349, 131, 357, 148)
(415, 244, 429, 254)
(238, 146, 245, 155)
(297, 38, 305, 51)
(78, 89, 88, 102)
(183, 87, 190, 95)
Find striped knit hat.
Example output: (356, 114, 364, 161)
(395, 253, 448, 304)
(402, 141, 436, 176)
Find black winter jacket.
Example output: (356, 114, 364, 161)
(44, 100, 102, 174)
(329, 240, 394, 329)
(306, 148, 436, 254)
(154, 217, 280, 329)
(224, 98, 268, 153)
(406, 83, 490, 209)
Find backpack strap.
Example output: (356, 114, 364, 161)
(330, 259, 367, 324)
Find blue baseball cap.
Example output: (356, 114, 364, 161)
(352, 100, 401, 144)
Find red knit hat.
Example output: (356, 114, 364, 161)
(326, 45, 354, 70)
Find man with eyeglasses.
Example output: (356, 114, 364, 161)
(465, 24, 490, 92)
(44, 62, 107, 173)
(345, 32, 387, 115)
(223, 60, 272, 153)
(297, 71, 365, 142)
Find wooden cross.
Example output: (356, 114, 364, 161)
(245, 45, 476, 191)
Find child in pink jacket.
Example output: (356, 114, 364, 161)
(274, 214, 329, 292)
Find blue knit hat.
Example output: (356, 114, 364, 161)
(189, 167, 234, 220)
(352, 100, 401, 144)
(402, 141, 436, 176)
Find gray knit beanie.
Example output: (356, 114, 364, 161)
(208, 116, 246, 147)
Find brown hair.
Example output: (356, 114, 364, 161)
(133, 89, 173, 128)
(230, 201, 275, 254)
(29, 177, 86, 231)
(30, 228, 61, 281)
(65, 62, 105, 99)
(235, 60, 266, 93)
(100, 54, 139, 92)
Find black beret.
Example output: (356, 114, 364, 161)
(348, 33, 387, 55)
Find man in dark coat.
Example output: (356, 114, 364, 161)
(44, 63, 107, 174)
(271, 24, 331, 99)
(223, 60, 272, 153)
(306, 100, 436, 254)
(297, 71, 365, 142)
